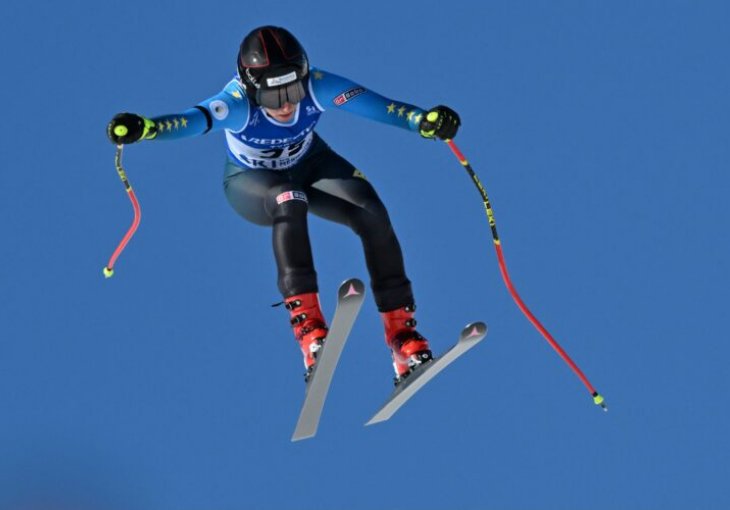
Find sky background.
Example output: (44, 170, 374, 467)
(1, 1, 729, 509)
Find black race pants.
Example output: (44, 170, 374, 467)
(223, 134, 412, 312)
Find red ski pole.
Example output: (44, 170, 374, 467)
(445, 139, 606, 411)
(103, 144, 141, 278)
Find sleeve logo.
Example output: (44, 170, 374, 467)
(210, 100, 229, 120)
(333, 87, 366, 106)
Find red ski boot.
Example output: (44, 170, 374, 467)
(381, 304, 433, 385)
(285, 292, 329, 381)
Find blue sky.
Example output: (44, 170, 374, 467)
(1, 1, 729, 509)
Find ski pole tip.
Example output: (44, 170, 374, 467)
(592, 392, 608, 412)
(103, 267, 115, 278)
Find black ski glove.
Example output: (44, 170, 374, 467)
(419, 105, 461, 140)
(107, 112, 157, 144)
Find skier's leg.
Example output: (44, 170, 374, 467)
(224, 164, 326, 375)
(267, 187, 329, 375)
(301, 144, 432, 381)
(224, 163, 318, 296)
(302, 157, 411, 311)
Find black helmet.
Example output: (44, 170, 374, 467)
(237, 26, 309, 109)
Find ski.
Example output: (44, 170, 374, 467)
(365, 321, 487, 426)
(291, 278, 366, 441)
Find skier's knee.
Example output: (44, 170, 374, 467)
(350, 199, 391, 237)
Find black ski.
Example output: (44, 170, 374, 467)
(291, 278, 366, 441)
(365, 321, 487, 426)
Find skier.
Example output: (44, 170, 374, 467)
(107, 26, 461, 383)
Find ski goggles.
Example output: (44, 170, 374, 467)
(256, 71, 307, 109)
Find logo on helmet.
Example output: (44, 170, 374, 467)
(266, 71, 299, 87)
(244, 68, 261, 89)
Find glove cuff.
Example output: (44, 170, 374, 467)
(141, 117, 157, 140)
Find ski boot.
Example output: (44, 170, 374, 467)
(381, 304, 433, 385)
(285, 292, 329, 382)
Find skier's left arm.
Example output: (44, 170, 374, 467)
(309, 68, 460, 140)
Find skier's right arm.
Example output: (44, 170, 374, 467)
(107, 79, 249, 145)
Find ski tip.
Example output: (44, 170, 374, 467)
(339, 278, 365, 299)
(291, 432, 315, 442)
(461, 322, 487, 340)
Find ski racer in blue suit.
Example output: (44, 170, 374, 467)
(108, 26, 461, 383)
